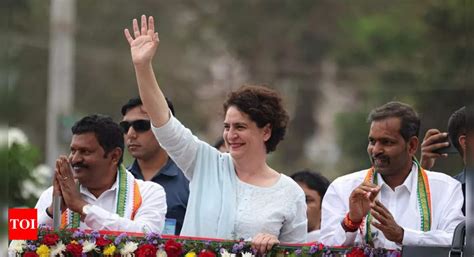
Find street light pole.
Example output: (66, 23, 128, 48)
(46, 0, 76, 169)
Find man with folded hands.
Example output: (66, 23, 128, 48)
(35, 114, 167, 233)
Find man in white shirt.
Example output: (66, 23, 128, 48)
(320, 101, 464, 249)
(36, 114, 167, 233)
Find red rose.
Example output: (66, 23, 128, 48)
(347, 247, 365, 257)
(96, 236, 112, 247)
(164, 239, 183, 257)
(42, 233, 60, 246)
(317, 243, 324, 251)
(23, 252, 39, 257)
(66, 242, 83, 257)
(198, 250, 216, 257)
(135, 244, 158, 257)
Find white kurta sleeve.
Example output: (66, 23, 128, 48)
(35, 187, 54, 227)
(83, 182, 167, 233)
(320, 181, 358, 246)
(152, 115, 203, 180)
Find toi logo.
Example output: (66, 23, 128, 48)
(9, 208, 38, 240)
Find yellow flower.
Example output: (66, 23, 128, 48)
(36, 244, 50, 257)
(70, 240, 78, 244)
(103, 244, 117, 256)
(185, 251, 197, 257)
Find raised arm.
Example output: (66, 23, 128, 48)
(124, 15, 169, 127)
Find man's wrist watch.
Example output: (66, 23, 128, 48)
(81, 204, 92, 217)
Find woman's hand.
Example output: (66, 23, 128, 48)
(251, 233, 279, 254)
(124, 15, 159, 66)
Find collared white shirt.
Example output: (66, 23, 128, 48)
(320, 163, 464, 249)
(307, 229, 321, 242)
(36, 170, 167, 233)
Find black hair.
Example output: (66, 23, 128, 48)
(121, 97, 175, 116)
(291, 170, 330, 202)
(71, 114, 124, 165)
(368, 101, 420, 142)
(448, 106, 466, 156)
(213, 137, 225, 149)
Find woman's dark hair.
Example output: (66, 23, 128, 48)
(223, 85, 289, 153)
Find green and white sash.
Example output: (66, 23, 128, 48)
(362, 160, 432, 245)
(61, 165, 142, 228)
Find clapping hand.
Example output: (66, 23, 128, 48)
(348, 182, 381, 223)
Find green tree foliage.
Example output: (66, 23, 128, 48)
(333, 0, 473, 175)
(3, 142, 42, 207)
(4, 0, 473, 182)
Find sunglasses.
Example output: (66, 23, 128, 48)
(119, 120, 151, 133)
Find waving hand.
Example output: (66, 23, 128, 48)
(124, 15, 159, 66)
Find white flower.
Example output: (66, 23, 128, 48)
(220, 249, 236, 257)
(120, 241, 138, 256)
(241, 252, 254, 257)
(157, 249, 168, 257)
(33, 164, 52, 186)
(8, 240, 26, 254)
(82, 240, 98, 253)
(50, 241, 66, 257)
(0, 127, 29, 147)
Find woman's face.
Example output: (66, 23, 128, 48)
(223, 106, 271, 160)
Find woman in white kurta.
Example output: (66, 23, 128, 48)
(124, 15, 307, 253)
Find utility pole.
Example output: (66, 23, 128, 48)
(46, 0, 76, 168)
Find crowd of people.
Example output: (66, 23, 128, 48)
(34, 15, 471, 252)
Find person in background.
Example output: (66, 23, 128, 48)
(420, 106, 468, 213)
(121, 97, 189, 235)
(213, 137, 228, 153)
(291, 170, 330, 242)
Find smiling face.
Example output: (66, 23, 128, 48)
(69, 132, 118, 188)
(367, 117, 417, 176)
(223, 106, 271, 160)
(122, 105, 161, 161)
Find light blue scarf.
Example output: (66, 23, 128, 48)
(180, 143, 238, 239)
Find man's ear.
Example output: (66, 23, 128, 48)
(110, 147, 123, 165)
(459, 135, 466, 154)
(263, 124, 272, 142)
(408, 136, 419, 156)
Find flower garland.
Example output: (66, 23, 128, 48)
(8, 227, 401, 257)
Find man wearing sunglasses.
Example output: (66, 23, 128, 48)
(121, 97, 189, 235)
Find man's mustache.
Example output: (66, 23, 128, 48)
(72, 162, 89, 169)
(371, 154, 389, 163)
